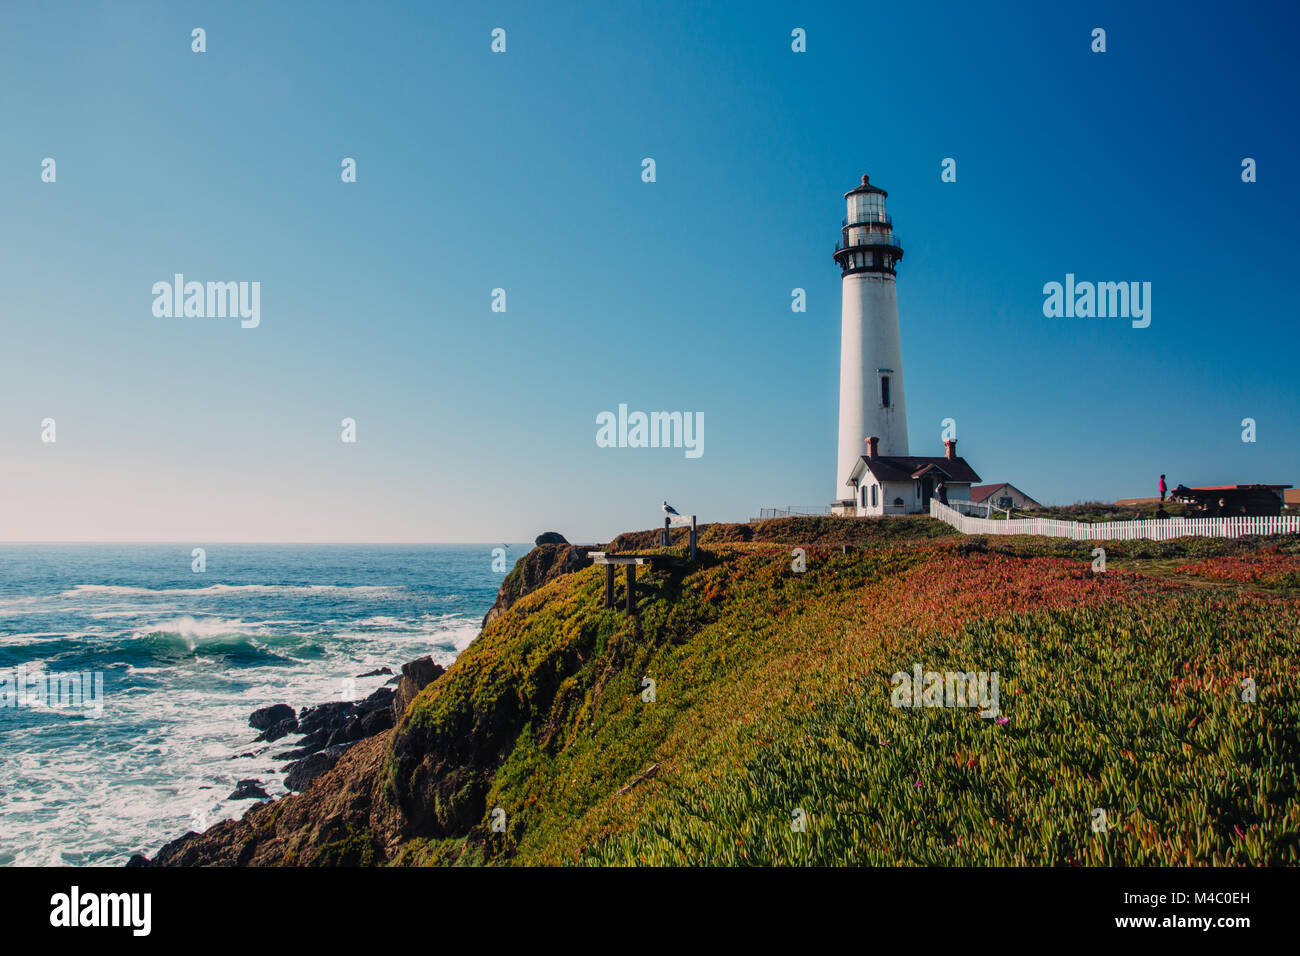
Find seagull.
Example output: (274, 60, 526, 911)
(662, 500, 680, 516)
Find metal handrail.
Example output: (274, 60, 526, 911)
(835, 235, 902, 251)
(756, 506, 831, 519)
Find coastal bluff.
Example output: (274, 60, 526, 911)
(131, 517, 1300, 866)
(481, 534, 595, 627)
(133, 517, 963, 866)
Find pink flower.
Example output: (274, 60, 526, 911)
(996, 716, 1009, 725)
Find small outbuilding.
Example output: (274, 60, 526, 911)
(970, 482, 1042, 511)
(843, 438, 981, 516)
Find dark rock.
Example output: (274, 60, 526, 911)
(283, 743, 353, 793)
(255, 716, 298, 742)
(296, 728, 331, 751)
(385, 675, 401, 685)
(125, 853, 151, 867)
(277, 693, 394, 760)
(148, 831, 202, 867)
(228, 779, 270, 801)
(534, 531, 569, 545)
(358, 686, 395, 714)
(326, 717, 365, 747)
(391, 656, 445, 723)
(355, 667, 393, 678)
(296, 701, 356, 737)
(271, 701, 359, 763)
(359, 706, 393, 737)
(249, 704, 295, 731)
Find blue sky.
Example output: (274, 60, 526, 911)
(2, 0, 1297, 542)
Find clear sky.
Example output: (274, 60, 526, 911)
(2, 1, 1297, 543)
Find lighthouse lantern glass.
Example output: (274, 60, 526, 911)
(849, 192, 886, 225)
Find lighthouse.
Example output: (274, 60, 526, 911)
(833, 174, 907, 506)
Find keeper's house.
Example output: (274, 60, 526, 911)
(842, 437, 981, 516)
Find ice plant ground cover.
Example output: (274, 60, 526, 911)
(378, 519, 1300, 867)
(1174, 551, 1300, 590)
(588, 592, 1296, 865)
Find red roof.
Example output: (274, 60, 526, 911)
(970, 482, 1042, 506)
(970, 483, 1008, 503)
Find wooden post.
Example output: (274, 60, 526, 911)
(662, 517, 670, 547)
(604, 563, 615, 608)
(626, 563, 636, 614)
(689, 516, 697, 562)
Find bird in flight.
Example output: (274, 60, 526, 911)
(662, 501, 680, 516)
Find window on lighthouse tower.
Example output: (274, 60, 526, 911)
(881, 376, 891, 408)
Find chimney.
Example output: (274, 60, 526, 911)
(943, 438, 957, 460)
(865, 436, 879, 458)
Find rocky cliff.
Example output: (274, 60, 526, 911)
(481, 539, 595, 626)
(134, 517, 1300, 866)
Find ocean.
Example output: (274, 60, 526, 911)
(0, 543, 525, 866)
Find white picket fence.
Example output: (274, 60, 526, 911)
(930, 499, 1300, 541)
(946, 498, 1007, 519)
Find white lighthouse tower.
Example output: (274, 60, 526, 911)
(833, 174, 907, 506)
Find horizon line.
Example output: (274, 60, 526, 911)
(0, 540, 548, 546)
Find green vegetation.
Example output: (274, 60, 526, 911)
(588, 595, 1298, 865)
(609, 514, 957, 550)
(313, 821, 381, 867)
(383, 519, 1300, 866)
(1017, 501, 1198, 522)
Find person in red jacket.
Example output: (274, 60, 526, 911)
(1159, 474, 1167, 502)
